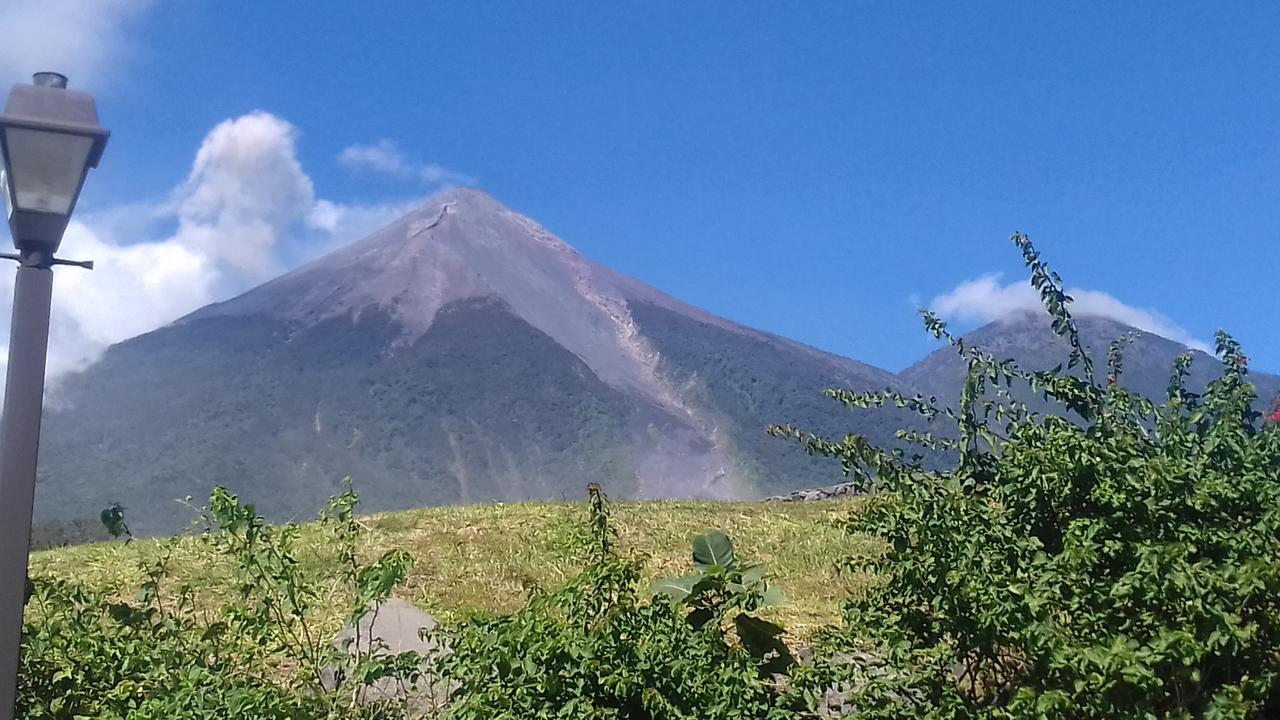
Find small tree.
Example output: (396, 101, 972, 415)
(775, 234, 1280, 719)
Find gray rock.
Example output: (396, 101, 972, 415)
(321, 598, 452, 717)
(792, 645, 922, 718)
(335, 597, 443, 657)
(764, 481, 866, 502)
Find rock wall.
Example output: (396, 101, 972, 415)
(764, 481, 864, 502)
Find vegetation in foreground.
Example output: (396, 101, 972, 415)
(20, 234, 1280, 718)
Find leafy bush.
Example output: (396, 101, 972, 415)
(773, 234, 1280, 718)
(651, 529, 793, 675)
(20, 483, 418, 719)
(22, 483, 811, 719)
(440, 484, 795, 719)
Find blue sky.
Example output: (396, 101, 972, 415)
(2, 1, 1277, 377)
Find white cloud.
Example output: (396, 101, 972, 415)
(338, 139, 472, 186)
(173, 112, 316, 279)
(302, 197, 424, 258)
(0, 112, 452, 389)
(48, 224, 217, 375)
(338, 139, 408, 176)
(0, 5, 475, 391)
(929, 273, 1210, 351)
(0, 222, 217, 386)
(0, 0, 153, 88)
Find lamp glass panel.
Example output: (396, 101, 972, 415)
(0, 167, 11, 220)
(2, 127, 93, 215)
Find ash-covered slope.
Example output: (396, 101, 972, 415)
(188, 190, 750, 396)
(35, 189, 910, 535)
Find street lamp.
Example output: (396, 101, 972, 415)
(0, 72, 107, 720)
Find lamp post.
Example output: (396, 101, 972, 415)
(0, 72, 108, 720)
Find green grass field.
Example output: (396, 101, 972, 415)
(29, 498, 876, 641)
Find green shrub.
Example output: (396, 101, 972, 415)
(20, 482, 416, 719)
(774, 234, 1280, 719)
(440, 485, 794, 719)
(22, 483, 805, 719)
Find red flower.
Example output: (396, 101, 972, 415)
(1269, 409, 1280, 424)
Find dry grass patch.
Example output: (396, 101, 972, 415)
(29, 498, 876, 640)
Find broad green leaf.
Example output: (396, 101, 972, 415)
(740, 564, 765, 585)
(649, 574, 698, 602)
(692, 530, 735, 570)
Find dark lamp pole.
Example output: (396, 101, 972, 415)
(0, 72, 107, 720)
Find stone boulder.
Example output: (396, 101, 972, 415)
(764, 481, 865, 502)
(321, 598, 452, 717)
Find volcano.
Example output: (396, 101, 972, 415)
(35, 189, 911, 535)
(34, 189, 1277, 537)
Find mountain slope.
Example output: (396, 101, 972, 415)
(627, 300, 932, 480)
(35, 189, 909, 535)
(32, 190, 1275, 537)
(901, 312, 1280, 413)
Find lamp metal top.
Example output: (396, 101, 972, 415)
(0, 74, 109, 168)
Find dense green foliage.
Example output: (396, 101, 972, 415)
(774, 234, 1280, 718)
(22, 484, 817, 719)
(441, 486, 795, 718)
(22, 484, 422, 719)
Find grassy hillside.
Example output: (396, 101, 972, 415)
(29, 498, 875, 639)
